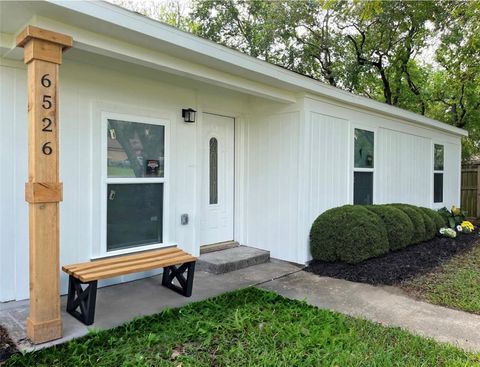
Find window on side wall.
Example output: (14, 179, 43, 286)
(353, 128, 374, 205)
(433, 144, 444, 203)
(106, 117, 166, 253)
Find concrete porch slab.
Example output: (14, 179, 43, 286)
(0, 259, 302, 352)
(197, 246, 270, 274)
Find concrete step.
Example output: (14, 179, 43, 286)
(197, 246, 270, 274)
(200, 241, 239, 254)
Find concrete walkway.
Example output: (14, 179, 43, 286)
(260, 271, 480, 352)
(0, 259, 302, 351)
(2, 260, 480, 353)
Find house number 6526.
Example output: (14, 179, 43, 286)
(40, 73, 53, 156)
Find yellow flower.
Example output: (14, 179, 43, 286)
(451, 205, 461, 216)
(461, 221, 474, 231)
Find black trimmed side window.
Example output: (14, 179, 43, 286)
(353, 128, 374, 205)
(433, 144, 444, 203)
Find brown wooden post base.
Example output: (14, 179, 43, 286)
(16, 26, 72, 344)
(27, 317, 63, 344)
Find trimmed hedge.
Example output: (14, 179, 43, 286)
(310, 205, 389, 264)
(389, 204, 426, 245)
(410, 206, 436, 241)
(365, 205, 413, 251)
(420, 207, 444, 234)
(310, 203, 456, 264)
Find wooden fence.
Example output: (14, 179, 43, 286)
(461, 164, 480, 219)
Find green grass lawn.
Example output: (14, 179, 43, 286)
(7, 288, 480, 367)
(402, 243, 480, 315)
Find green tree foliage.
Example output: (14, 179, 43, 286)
(427, 1, 480, 157)
(112, 0, 480, 159)
(111, 0, 194, 30)
(190, 0, 480, 158)
(191, 0, 288, 61)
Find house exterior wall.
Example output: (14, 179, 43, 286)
(0, 58, 249, 301)
(242, 108, 302, 263)
(0, 55, 464, 301)
(0, 62, 28, 303)
(295, 96, 462, 263)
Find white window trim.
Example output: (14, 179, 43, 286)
(432, 142, 445, 206)
(351, 126, 376, 204)
(95, 111, 172, 259)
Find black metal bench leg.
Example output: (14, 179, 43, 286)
(66, 276, 98, 325)
(162, 261, 196, 297)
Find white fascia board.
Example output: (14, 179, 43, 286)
(44, 1, 467, 137)
(6, 17, 296, 103)
(29, 7, 295, 103)
(304, 94, 468, 138)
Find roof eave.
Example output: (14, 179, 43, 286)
(44, 0, 468, 137)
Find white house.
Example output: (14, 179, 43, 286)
(0, 1, 467, 302)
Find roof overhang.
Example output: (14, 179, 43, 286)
(0, 0, 468, 137)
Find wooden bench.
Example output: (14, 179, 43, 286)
(62, 247, 196, 325)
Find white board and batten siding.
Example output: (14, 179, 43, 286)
(243, 110, 302, 263)
(0, 63, 29, 302)
(0, 57, 464, 300)
(0, 59, 248, 302)
(376, 129, 460, 207)
(296, 96, 462, 263)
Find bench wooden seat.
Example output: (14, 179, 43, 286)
(62, 247, 197, 325)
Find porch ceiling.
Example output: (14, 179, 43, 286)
(0, 1, 297, 104)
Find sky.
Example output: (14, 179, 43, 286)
(107, 0, 192, 21)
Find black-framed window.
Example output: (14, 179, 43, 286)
(107, 183, 163, 251)
(106, 118, 166, 252)
(353, 129, 374, 204)
(433, 144, 444, 203)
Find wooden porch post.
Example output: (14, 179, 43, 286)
(16, 26, 72, 344)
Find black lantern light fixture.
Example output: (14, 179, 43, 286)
(182, 108, 196, 123)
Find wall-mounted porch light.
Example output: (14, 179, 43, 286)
(182, 108, 196, 123)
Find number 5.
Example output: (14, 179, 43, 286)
(42, 95, 52, 109)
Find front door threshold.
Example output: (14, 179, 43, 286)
(200, 241, 239, 254)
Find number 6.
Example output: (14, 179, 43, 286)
(41, 74, 51, 88)
(42, 142, 52, 155)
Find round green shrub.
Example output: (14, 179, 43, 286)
(419, 207, 445, 234)
(417, 209, 436, 241)
(402, 205, 436, 241)
(365, 205, 414, 251)
(389, 204, 426, 245)
(310, 205, 389, 264)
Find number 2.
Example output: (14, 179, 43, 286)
(42, 118, 53, 132)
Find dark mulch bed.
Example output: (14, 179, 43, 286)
(0, 325, 16, 364)
(305, 233, 480, 286)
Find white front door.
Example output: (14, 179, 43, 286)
(200, 113, 234, 245)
